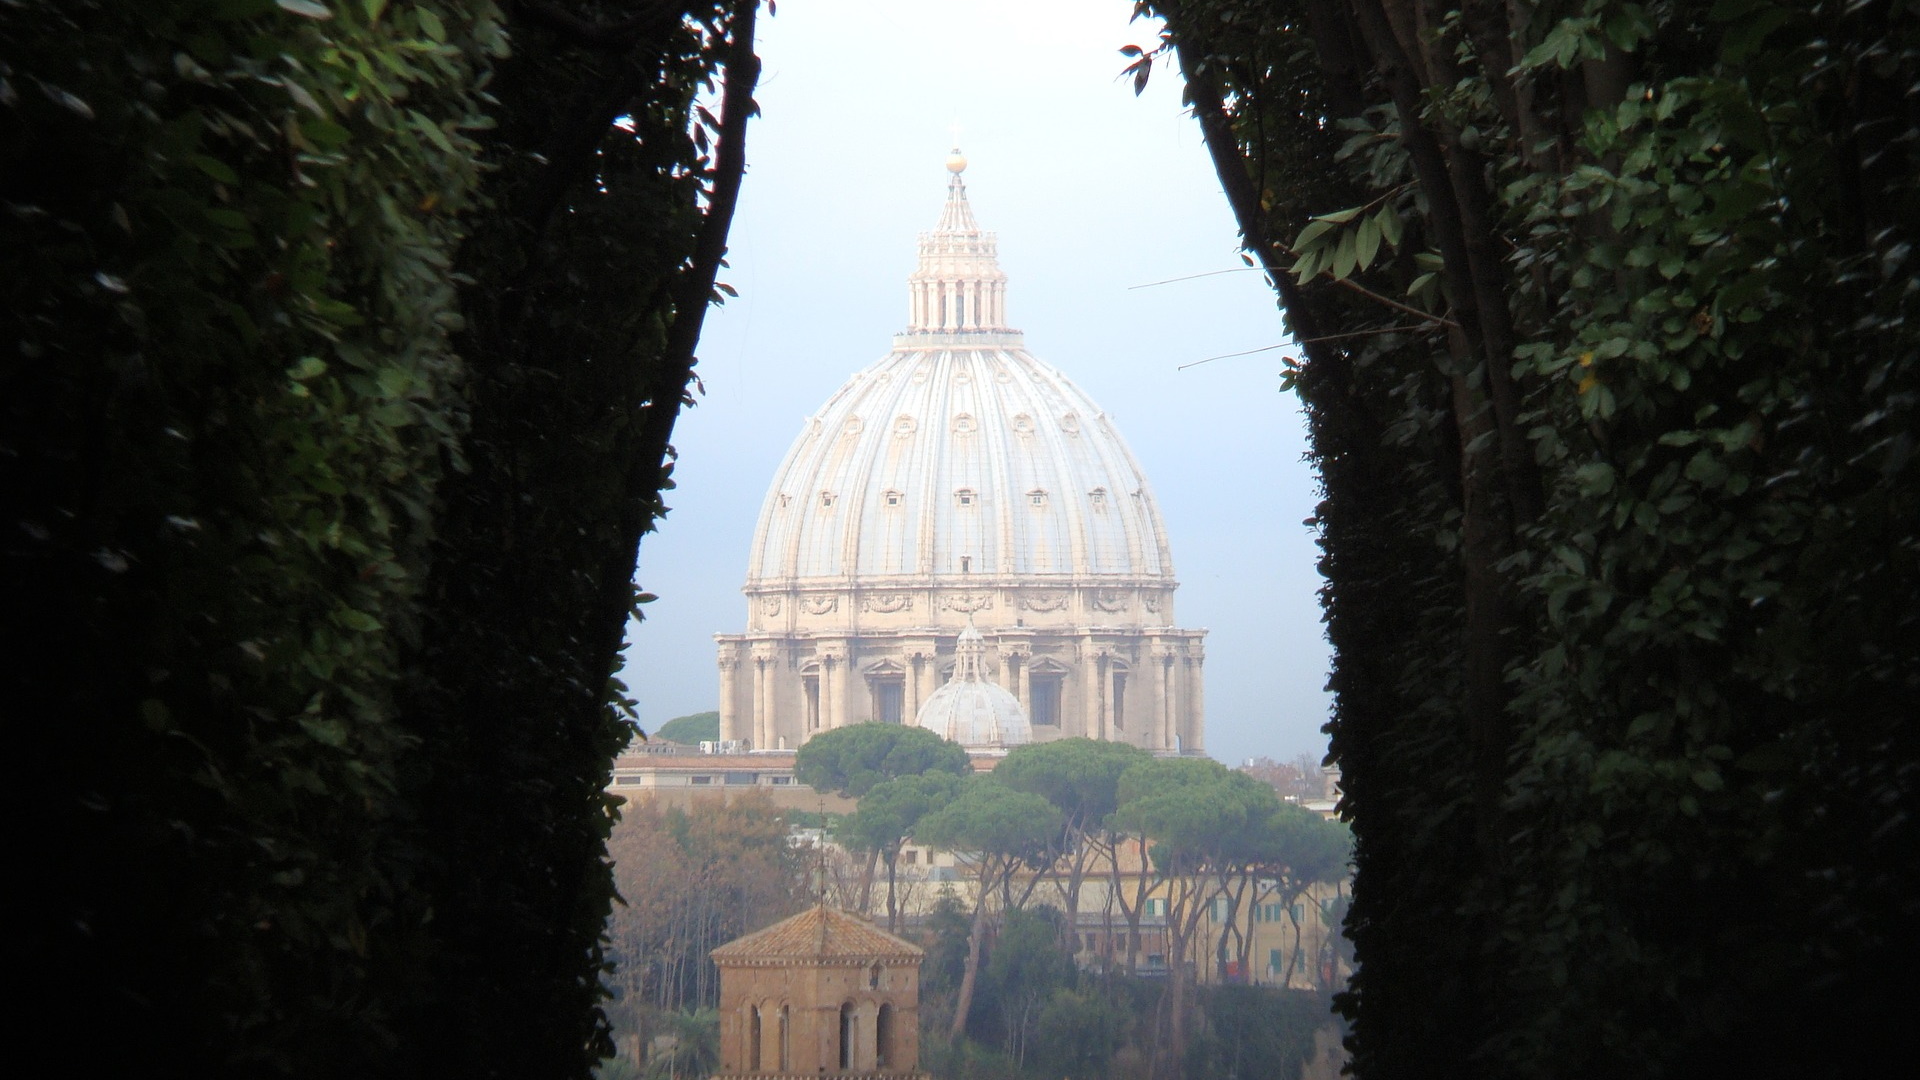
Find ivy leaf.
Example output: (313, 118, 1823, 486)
(1294, 218, 1338, 251)
(1376, 206, 1403, 249)
(1331, 230, 1358, 280)
(288, 356, 328, 381)
(276, 0, 333, 19)
(191, 154, 238, 185)
(1355, 214, 1381, 271)
(299, 715, 350, 747)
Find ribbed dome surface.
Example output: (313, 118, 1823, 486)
(748, 346, 1170, 585)
(746, 171, 1171, 588)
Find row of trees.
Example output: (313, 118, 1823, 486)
(795, 725, 1352, 1077)
(4, 2, 765, 1075)
(1136, 0, 1920, 1075)
(917, 898, 1336, 1080)
(605, 792, 808, 1012)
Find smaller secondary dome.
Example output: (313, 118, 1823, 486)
(915, 621, 1029, 749)
(946, 147, 967, 173)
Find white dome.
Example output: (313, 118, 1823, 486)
(746, 172, 1172, 588)
(714, 156, 1208, 761)
(915, 622, 1030, 748)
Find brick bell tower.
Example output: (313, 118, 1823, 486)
(711, 905, 926, 1078)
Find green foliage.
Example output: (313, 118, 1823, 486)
(655, 710, 721, 744)
(1028, 987, 1126, 1079)
(918, 1033, 1025, 1080)
(392, 2, 761, 1074)
(4, 0, 764, 1075)
(841, 770, 963, 929)
(916, 776, 1064, 868)
(4, 0, 503, 1071)
(793, 721, 971, 797)
(1146, 0, 1920, 1075)
(841, 771, 963, 854)
(639, 1008, 719, 1080)
(1113, 757, 1277, 870)
(919, 889, 975, 999)
(975, 905, 1080, 1065)
(1185, 987, 1332, 1080)
(608, 792, 807, 1013)
(994, 736, 1149, 831)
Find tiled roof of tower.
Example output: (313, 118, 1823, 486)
(711, 905, 925, 962)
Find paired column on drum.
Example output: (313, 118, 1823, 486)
(903, 638, 938, 724)
(1181, 643, 1206, 752)
(750, 641, 779, 748)
(717, 642, 740, 743)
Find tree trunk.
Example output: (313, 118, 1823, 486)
(949, 888, 992, 1040)
(857, 847, 879, 917)
(884, 846, 900, 933)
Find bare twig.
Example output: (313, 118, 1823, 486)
(1177, 323, 1439, 370)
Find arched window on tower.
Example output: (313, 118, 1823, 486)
(876, 1004, 895, 1069)
(747, 1005, 761, 1071)
(778, 1005, 790, 1071)
(839, 1002, 855, 1070)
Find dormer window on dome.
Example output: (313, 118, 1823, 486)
(956, 488, 977, 507)
(1028, 490, 1048, 506)
(1089, 486, 1108, 506)
(820, 491, 837, 508)
(884, 490, 903, 508)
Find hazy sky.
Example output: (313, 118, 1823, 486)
(621, 0, 1331, 766)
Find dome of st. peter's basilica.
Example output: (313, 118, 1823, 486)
(715, 153, 1206, 754)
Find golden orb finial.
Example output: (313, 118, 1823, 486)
(946, 147, 967, 174)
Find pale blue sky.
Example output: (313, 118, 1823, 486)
(621, 0, 1331, 766)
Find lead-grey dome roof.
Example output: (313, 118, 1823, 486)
(746, 165, 1173, 588)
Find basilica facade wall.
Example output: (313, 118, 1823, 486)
(716, 581, 1204, 752)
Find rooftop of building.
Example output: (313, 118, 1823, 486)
(711, 905, 924, 964)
